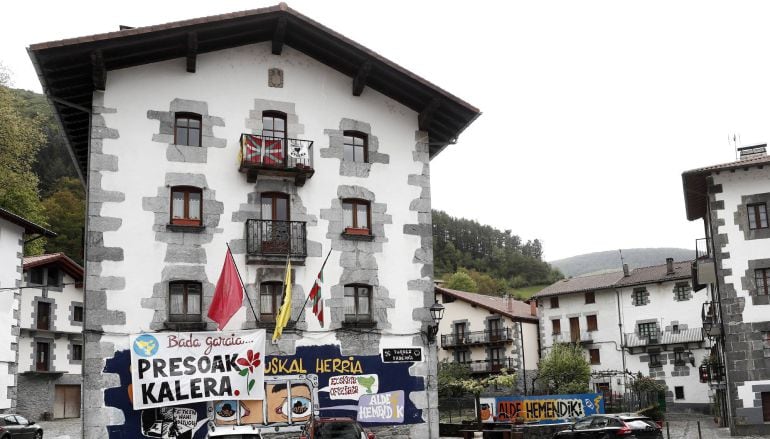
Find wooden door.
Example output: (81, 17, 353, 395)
(36, 302, 51, 330)
(570, 317, 580, 343)
(488, 318, 501, 341)
(54, 385, 81, 419)
(763, 392, 770, 422)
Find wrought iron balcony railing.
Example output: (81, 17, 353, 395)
(239, 134, 315, 185)
(246, 219, 307, 258)
(441, 328, 513, 348)
(624, 327, 704, 348)
(464, 357, 516, 374)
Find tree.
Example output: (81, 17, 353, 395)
(438, 360, 471, 397)
(445, 271, 478, 292)
(42, 177, 85, 263)
(439, 360, 517, 426)
(537, 343, 591, 394)
(0, 74, 48, 255)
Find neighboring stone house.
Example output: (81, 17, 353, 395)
(0, 207, 56, 414)
(535, 259, 710, 413)
(28, 4, 479, 439)
(17, 253, 83, 421)
(682, 144, 770, 435)
(434, 286, 540, 392)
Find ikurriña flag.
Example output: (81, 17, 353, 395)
(308, 248, 333, 327)
(208, 248, 244, 330)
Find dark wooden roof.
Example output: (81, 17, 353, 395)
(435, 286, 538, 322)
(682, 154, 770, 220)
(23, 253, 84, 282)
(0, 207, 56, 237)
(28, 3, 480, 181)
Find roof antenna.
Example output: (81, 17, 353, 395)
(729, 132, 741, 160)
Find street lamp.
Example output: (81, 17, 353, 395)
(427, 301, 445, 343)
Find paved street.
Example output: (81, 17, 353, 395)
(664, 413, 762, 439)
(36, 418, 81, 439)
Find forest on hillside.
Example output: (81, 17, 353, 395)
(433, 210, 563, 296)
(0, 66, 84, 262)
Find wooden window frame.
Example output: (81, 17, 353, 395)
(649, 353, 661, 367)
(632, 288, 647, 306)
(261, 192, 290, 221)
(756, 268, 770, 296)
(550, 296, 559, 309)
(72, 343, 83, 362)
(342, 199, 371, 235)
(674, 386, 685, 400)
(174, 112, 202, 147)
(168, 281, 202, 322)
(262, 111, 288, 142)
(170, 186, 203, 226)
(344, 284, 373, 323)
(37, 301, 51, 331)
(36, 341, 50, 372)
(748, 203, 769, 230)
(585, 291, 595, 304)
(551, 319, 561, 335)
(638, 322, 657, 339)
(342, 130, 369, 163)
(586, 314, 598, 332)
(589, 348, 600, 365)
(674, 351, 687, 366)
(674, 282, 689, 300)
(73, 305, 84, 323)
(259, 282, 283, 323)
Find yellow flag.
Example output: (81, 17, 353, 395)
(272, 259, 292, 342)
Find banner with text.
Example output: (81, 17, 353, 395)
(129, 330, 266, 410)
(489, 393, 604, 423)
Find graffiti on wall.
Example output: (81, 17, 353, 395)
(104, 344, 424, 438)
(479, 394, 604, 424)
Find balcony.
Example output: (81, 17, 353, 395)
(701, 302, 722, 338)
(238, 134, 315, 185)
(441, 328, 514, 348)
(553, 331, 592, 344)
(465, 357, 516, 374)
(694, 237, 716, 285)
(624, 328, 704, 353)
(246, 219, 307, 264)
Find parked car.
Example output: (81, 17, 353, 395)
(553, 414, 662, 439)
(300, 417, 375, 439)
(0, 414, 42, 439)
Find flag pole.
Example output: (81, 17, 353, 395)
(294, 247, 333, 325)
(226, 243, 260, 323)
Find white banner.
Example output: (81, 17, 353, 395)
(129, 330, 266, 409)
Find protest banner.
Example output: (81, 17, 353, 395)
(129, 330, 266, 409)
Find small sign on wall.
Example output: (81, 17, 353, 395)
(381, 348, 422, 363)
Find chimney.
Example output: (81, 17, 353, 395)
(506, 294, 513, 312)
(530, 300, 537, 317)
(738, 144, 767, 160)
(666, 258, 674, 275)
(622, 264, 630, 277)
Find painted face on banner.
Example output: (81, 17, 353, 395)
(266, 383, 312, 423)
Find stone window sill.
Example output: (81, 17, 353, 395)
(341, 320, 377, 329)
(167, 224, 206, 233)
(341, 231, 375, 242)
(164, 321, 207, 331)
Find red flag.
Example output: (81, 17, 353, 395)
(309, 271, 324, 327)
(208, 249, 244, 330)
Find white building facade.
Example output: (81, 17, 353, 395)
(434, 287, 539, 392)
(535, 261, 711, 412)
(682, 145, 770, 435)
(0, 208, 56, 414)
(17, 254, 83, 421)
(30, 5, 479, 439)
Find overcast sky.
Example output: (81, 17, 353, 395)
(3, 1, 768, 261)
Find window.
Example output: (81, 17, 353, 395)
(261, 192, 289, 221)
(748, 203, 769, 230)
(169, 281, 202, 322)
(72, 344, 83, 361)
(674, 386, 685, 400)
(454, 322, 467, 344)
(262, 111, 287, 140)
(550, 297, 559, 308)
(29, 268, 44, 285)
(762, 392, 770, 422)
(632, 288, 648, 306)
(586, 315, 598, 332)
(589, 349, 601, 365)
(489, 347, 504, 371)
(260, 282, 283, 322)
(456, 349, 470, 364)
(36, 341, 50, 371)
(585, 291, 595, 304)
(37, 302, 51, 330)
(756, 268, 770, 295)
(551, 319, 561, 335)
(73, 305, 83, 323)
(638, 322, 658, 340)
(46, 267, 60, 287)
(174, 113, 202, 147)
(649, 353, 661, 367)
(674, 282, 690, 301)
(343, 131, 368, 163)
(342, 199, 370, 234)
(344, 284, 372, 323)
(672, 324, 680, 334)
(674, 351, 687, 366)
(28, 267, 59, 287)
(170, 186, 202, 226)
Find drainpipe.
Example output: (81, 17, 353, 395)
(615, 289, 627, 399)
(519, 320, 527, 395)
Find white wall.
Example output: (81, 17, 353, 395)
(0, 218, 23, 409)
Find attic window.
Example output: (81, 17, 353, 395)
(550, 297, 559, 308)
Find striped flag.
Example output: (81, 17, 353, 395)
(309, 249, 332, 327)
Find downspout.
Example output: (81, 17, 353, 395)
(615, 289, 627, 396)
(518, 320, 527, 394)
